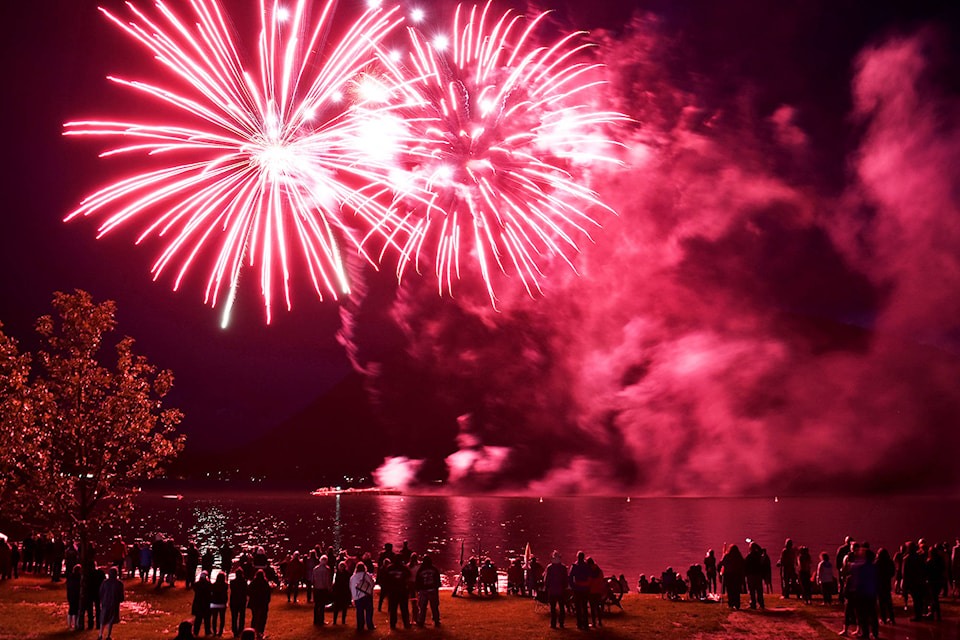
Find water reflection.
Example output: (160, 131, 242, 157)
(116, 493, 960, 587)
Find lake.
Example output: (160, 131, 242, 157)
(123, 492, 959, 585)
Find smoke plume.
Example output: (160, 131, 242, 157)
(341, 16, 960, 495)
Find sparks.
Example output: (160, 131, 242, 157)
(376, 2, 628, 305)
(64, 0, 405, 323)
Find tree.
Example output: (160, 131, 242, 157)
(0, 323, 46, 515)
(3, 290, 184, 602)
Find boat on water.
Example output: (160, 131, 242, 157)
(310, 487, 402, 496)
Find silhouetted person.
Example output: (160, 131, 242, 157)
(925, 546, 945, 622)
(383, 551, 412, 628)
(331, 561, 351, 625)
(704, 549, 717, 594)
(569, 551, 591, 629)
(83, 563, 106, 630)
(854, 547, 879, 639)
(461, 557, 478, 595)
(798, 546, 813, 604)
(283, 551, 304, 603)
(586, 557, 605, 627)
(779, 538, 798, 598)
(211, 572, 228, 636)
(874, 548, 895, 624)
(192, 571, 213, 636)
(745, 543, 765, 609)
(836, 536, 854, 605)
(247, 569, 271, 639)
(67, 564, 82, 630)
(99, 567, 124, 640)
(901, 542, 926, 622)
(415, 555, 441, 627)
(719, 545, 745, 610)
(544, 551, 568, 629)
(687, 564, 707, 600)
(229, 567, 248, 637)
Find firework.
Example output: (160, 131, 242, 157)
(65, 0, 404, 324)
(374, 2, 628, 305)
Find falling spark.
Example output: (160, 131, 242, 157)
(64, 0, 405, 322)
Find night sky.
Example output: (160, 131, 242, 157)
(1, 0, 958, 494)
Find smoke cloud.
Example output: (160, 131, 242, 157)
(341, 16, 960, 495)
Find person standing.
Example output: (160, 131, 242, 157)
(816, 552, 836, 605)
(331, 561, 352, 625)
(854, 548, 879, 639)
(384, 551, 412, 628)
(836, 536, 854, 606)
(704, 550, 717, 595)
(283, 552, 304, 603)
(310, 555, 333, 626)
(544, 551, 568, 629)
(779, 539, 798, 599)
(83, 563, 106, 631)
(350, 562, 376, 630)
(719, 545, 745, 610)
(798, 546, 813, 604)
(586, 558, 605, 628)
(744, 543, 765, 609)
(415, 555, 442, 627)
(246, 570, 272, 640)
(229, 567, 248, 638)
(925, 546, 945, 622)
(98, 567, 124, 640)
(138, 543, 152, 583)
(191, 571, 213, 637)
(874, 548, 896, 625)
(901, 542, 926, 622)
(66, 564, 82, 630)
(210, 572, 228, 636)
(568, 551, 591, 630)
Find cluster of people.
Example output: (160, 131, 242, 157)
(541, 551, 612, 630)
(179, 540, 443, 639)
(454, 556, 501, 596)
(0, 533, 70, 581)
(635, 535, 959, 639)
(5, 524, 957, 639)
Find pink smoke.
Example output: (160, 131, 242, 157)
(359, 20, 960, 495)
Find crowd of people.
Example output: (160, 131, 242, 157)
(2, 530, 959, 639)
(182, 540, 445, 638)
(637, 536, 959, 639)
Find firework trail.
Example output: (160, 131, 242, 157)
(65, 0, 404, 324)
(374, 1, 629, 305)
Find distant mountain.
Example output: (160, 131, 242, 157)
(169, 373, 388, 487)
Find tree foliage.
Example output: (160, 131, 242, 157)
(1, 290, 184, 535)
(0, 323, 47, 514)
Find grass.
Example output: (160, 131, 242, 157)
(1, 575, 957, 640)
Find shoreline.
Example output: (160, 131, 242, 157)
(2, 574, 958, 640)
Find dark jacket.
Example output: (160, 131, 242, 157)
(192, 578, 212, 616)
(230, 576, 248, 609)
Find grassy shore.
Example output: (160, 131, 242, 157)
(1, 575, 957, 640)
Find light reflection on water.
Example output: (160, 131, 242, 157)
(114, 493, 960, 585)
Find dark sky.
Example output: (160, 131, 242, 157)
(1, 0, 958, 493)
